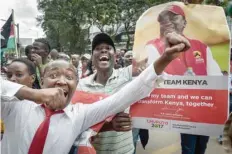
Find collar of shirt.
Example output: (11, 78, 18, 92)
(85, 69, 119, 86)
(34, 103, 74, 119)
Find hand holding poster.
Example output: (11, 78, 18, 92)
(131, 2, 230, 136)
(71, 91, 112, 154)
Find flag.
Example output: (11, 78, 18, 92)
(1, 10, 17, 61)
(1, 13, 13, 49)
(71, 91, 114, 154)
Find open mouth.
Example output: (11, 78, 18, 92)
(99, 56, 109, 62)
(63, 90, 68, 98)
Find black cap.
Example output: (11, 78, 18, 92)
(92, 33, 115, 53)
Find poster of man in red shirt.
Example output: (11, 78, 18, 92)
(145, 4, 222, 76)
(131, 2, 230, 137)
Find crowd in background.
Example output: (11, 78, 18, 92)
(1, 42, 133, 83)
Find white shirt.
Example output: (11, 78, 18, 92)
(146, 44, 222, 75)
(1, 64, 162, 154)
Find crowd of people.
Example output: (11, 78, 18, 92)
(2, 1, 232, 154)
(1, 33, 232, 154)
(1, 41, 132, 83)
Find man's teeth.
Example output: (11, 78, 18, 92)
(100, 56, 109, 61)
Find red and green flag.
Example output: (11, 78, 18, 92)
(1, 11, 17, 61)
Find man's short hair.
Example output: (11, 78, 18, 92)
(25, 45, 33, 56)
(34, 38, 51, 53)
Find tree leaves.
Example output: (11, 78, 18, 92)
(37, 0, 188, 53)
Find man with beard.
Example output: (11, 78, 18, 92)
(1, 31, 191, 154)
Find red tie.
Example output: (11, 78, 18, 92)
(28, 105, 64, 154)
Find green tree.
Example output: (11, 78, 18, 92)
(37, 0, 91, 54)
(87, 0, 174, 49)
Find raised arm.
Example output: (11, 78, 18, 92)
(81, 32, 191, 131)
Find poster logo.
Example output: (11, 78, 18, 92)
(193, 51, 201, 58)
(193, 51, 204, 63)
(147, 119, 168, 128)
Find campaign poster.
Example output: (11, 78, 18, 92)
(131, 2, 230, 136)
(71, 91, 111, 154)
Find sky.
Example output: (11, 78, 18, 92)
(0, 0, 44, 39)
